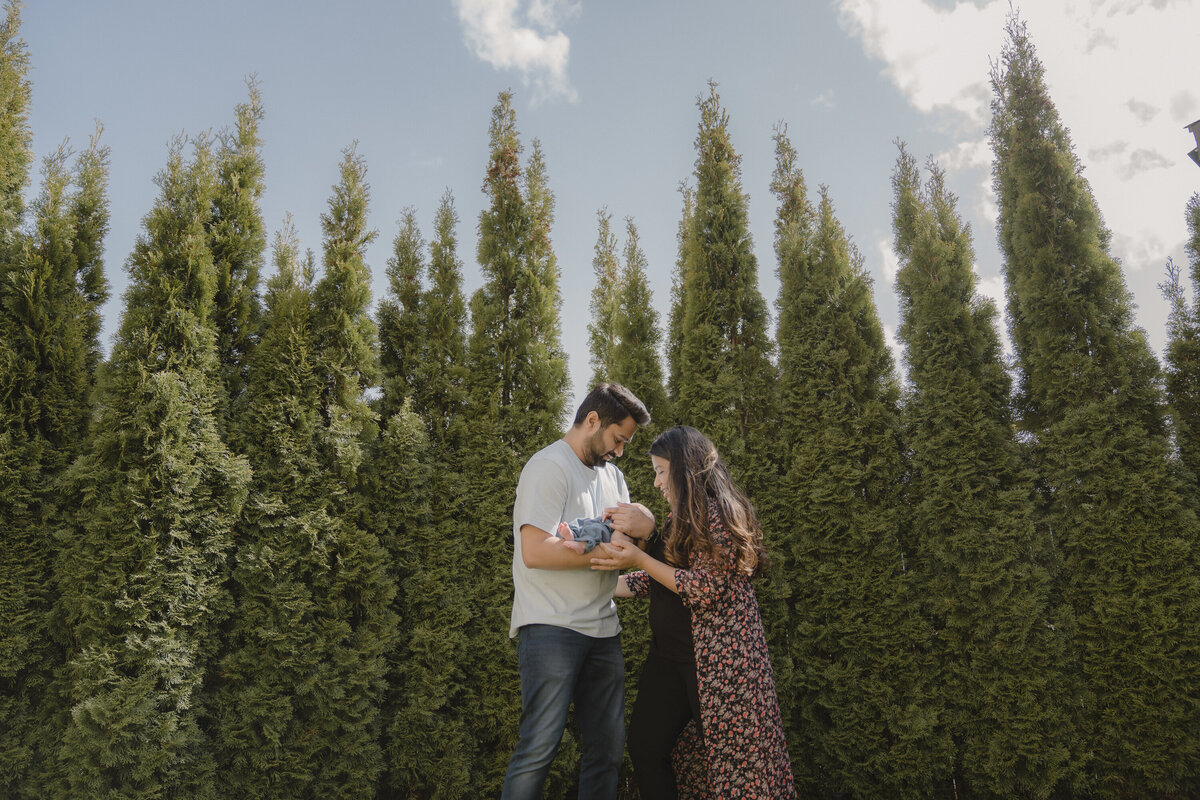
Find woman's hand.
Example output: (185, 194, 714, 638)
(604, 502, 655, 539)
(590, 538, 645, 571)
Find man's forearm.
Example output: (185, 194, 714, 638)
(520, 525, 605, 570)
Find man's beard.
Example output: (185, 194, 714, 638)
(583, 431, 614, 467)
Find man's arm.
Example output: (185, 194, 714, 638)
(521, 524, 619, 570)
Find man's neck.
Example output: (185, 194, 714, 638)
(561, 428, 593, 468)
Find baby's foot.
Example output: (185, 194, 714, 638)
(558, 522, 575, 541)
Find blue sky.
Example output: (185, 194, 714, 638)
(24, 0, 1200, 406)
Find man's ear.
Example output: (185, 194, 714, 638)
(585, 410, 601, 432)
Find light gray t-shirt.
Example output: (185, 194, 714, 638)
(510, 438, 630, 638)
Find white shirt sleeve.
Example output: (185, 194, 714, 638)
(513, 455, 568, 537)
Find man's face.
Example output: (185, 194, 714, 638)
(583, 415, 638, 467)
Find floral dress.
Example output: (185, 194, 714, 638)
(625, 501, 796, 799)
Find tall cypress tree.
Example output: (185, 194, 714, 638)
(53, 135, 249, 799)
(211, 223, 329, 798)
(608, 217, 669, 506)
(415, 189, 469, 453)
(674, 82, 775, 492)
(0, 1, 29, 248)
(372, 191, 474, 799)
(304, 145, 396, 797)
(377, 207, 424, 421)
(0, 24, 34, 766)
(209, 81, 266, 416)
(771, 125, 945, 796)
(1161, 194, 1200, 497)
(462, 91, 571, 794)
(516, 137, 569, 441)
(1, 129, 110, 797)
(991, 17, 1200, 794)
(892, 145, 1074, 798)
(603, 216, 669, 795)
(587, 207, 621, 387)
(665, 183, 692, 411)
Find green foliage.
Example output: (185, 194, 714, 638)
(0, 1, 30, 248)
(673, 82, 776, 492)
(0, 126, 110, 798)
(461, 91, 572, 795)
(611, 217, 670, 486)
(771, 124, 945, 797)
(415, 190, 469, 454)
(665, 183, 692, 412)
(892, 144, 1075, 798)
(370, 403, 474, 799)
(373, 189, 474, 798)
(1162, 194, 1200, 495)
(313, 143, 380, 446)
(377, 207, 425, 421)
(53, 135, 250, 799)
(213, 216, 397, 798)
(991, 17, 1200, 795)
(587, 208, 622, 387)
(605, 216, 670, 794)
(209, 80, 266, 415)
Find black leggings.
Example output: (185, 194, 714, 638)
(627, 652, 703, 799)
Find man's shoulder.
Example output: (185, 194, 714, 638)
(522, 438, 571, 472)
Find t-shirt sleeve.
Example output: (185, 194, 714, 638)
(513, 456, 568, 536)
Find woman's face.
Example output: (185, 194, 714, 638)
(651, 455, 674, 508)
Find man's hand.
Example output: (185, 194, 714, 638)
(604, 502, 655, 540)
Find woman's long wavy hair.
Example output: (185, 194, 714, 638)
(650, 426, 766, 577)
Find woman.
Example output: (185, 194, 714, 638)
(591, 426, 795, 799)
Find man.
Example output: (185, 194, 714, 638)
(501, 382, 655, 799)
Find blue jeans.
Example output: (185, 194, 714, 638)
(501, 624, 625, 800)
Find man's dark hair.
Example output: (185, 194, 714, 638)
(573, 382, 650, 428)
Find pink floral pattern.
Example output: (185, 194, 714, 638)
(626, 502, 796, 798)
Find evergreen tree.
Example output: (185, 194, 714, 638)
(370, 190, 473, 797)
(674, 82, 776, 493)
(587, 207, 621, 387)
(462, 91, 572, 794)
(53, 135, 249, 799)
(370, 400, 474, 799)
(377, 207, 425, 421)
(892, 145, 1074, 798)
(516, 137, 570, 442)
(604, 216, 669, 796)
(771, 125, 946, 796)
(209, 81, 266, 416)
(1161, 194, 1200, 495)
(0, 1, 29, 248)
(212, 202, 396, 798)
(1, 129, 110, 798)
(415, 189, 469, 453)
(609, 216, 669, 507)
(304, 145, 396, 796)
(991, 17, 1200, 794)
(665, 183, 692, 411)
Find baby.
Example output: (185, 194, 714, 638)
(556, 515, 643, 554)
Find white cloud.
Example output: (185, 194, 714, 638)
(935, 137, 990, 172)
(883, 323, 905, 375)
(837, 0, 1003, 128)
(838, 0, 1200, 296)
(877, 237, 900, 286)
(974, 271, 1006, 309)
(453, 0, 579, 103)
(812, 89, 836, 109)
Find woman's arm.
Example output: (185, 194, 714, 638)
(590, 540, 679, 594)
